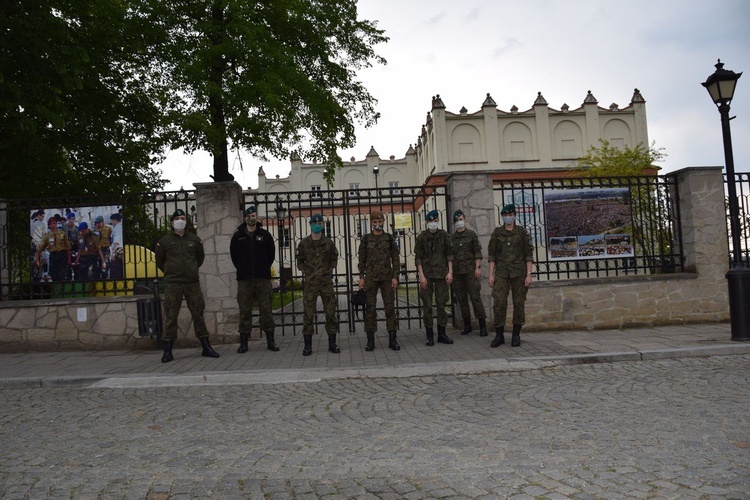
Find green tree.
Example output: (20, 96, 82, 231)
(572, 140, 674, 273)
(0, 0, 167, 199)
(135, 0, 388, 184)
(574, 139, 666, 176)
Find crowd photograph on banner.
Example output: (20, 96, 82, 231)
(544, 188, 635, 260)
(29, 205, 124, 284)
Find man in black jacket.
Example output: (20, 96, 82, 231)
(230, 205, 279, 353)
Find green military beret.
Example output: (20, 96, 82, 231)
(171, 209, 186, 220)
(453, 209, 464, 221)
(243, 205, 256, 216)
(309, 213, 324, 223)
(501, 204, 516, 214)
(425, 210, 439, 221)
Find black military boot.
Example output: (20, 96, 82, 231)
(425, 327, 435, 346)
(365, 332, 375, 352)
(328, 334, 340, 353)
(511, 324, 522, 347)
(478, 318, 488, 337)
(460, 317, 472, 335)
(388, 330, 400, 351)
(437, 325, 454, 344)
(490, 326, 505, 348)
(161, 340, 174, 363)
(265, 331, 280, 352)
(303, 335, 313, 356)
(237, 332, 249, 353)
(199, 336, 220, 358)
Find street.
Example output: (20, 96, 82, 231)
(1, 355, 748, 499)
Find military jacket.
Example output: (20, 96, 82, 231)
(155, 230, 205, 284)
(65, 226, 80, 251)
(358, 232, 400, 281)
(77, 233, 102, 257)
(37, 230, 70, 253)
(487, 225, 533, 278)
(296, 236, 338, 281)
(94, 225, 113, 248)
(415, 229, 453, 279)
(451, 228, 483, 274)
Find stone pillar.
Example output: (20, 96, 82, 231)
(445, 172, 495, 326)
(194, 181, 243, 342)
(672, 166, 729, 312)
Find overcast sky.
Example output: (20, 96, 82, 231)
(156, 0, 750, 191)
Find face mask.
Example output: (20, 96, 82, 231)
(245, 216, 257, 226)
(455, 220, 465, 229)
(173, 219, 187, 231)
(502, 216, 515, 226)
(371, 224, 383, 232)
(427, 222, 439, 232)
(311, 224, 324, 234)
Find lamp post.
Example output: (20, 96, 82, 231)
(274, 201, 287, 293)
(702, 59, 750, 341)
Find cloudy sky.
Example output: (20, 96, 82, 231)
(157, 0, 750, 191)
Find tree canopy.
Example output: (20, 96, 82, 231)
(573, 139, 666, 177)
(0, 0, 167, 198)
(133, 0, 388, 184)
(0, 0, 388, 198)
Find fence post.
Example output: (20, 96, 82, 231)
(445, 172, 496, 328)
(672, 166, 729, 314)
(194, 181, 243, 343)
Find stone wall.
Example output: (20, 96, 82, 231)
(0, 168, 731, 352)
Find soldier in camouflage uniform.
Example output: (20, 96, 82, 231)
(155, 209, 220, 363)
(358, 210, 401, 351)
(415, 209, 454, 346)
(450, 210, 488, 337)
(487, 204, 534, 348)
(230, 205, 279, 354)
(296, 213, 340, 356)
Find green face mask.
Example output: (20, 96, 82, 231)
(311, 223, 324, 234)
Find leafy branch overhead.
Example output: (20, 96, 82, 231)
(574, 139, 667, 176)
(135, 0, 388, 184)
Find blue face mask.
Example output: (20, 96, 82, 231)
(311, 224, 324, 234)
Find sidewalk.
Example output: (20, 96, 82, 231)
(1, 322, 748, 389)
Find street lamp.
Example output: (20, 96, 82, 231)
(702, 59, 749, 341)
(274, 200, 287, 293)
(373, 165, 379, 206)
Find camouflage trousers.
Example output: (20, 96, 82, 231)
(302, 280, 338, 335)
(162, 282, 209, 341)
(491, 275, 528, 327)
(364, 279, 397, 332)
(420, 278, 449, 328)
(237, 279, 275, 334)
(452, 273, 487, 320)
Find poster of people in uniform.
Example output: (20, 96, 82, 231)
(544, 188, 634, 260)
(29, 205, 123, 283)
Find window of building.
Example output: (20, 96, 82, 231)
(356, 217, 368, 238)
(324, 221, 333, 238)
(388, 181, 401, 195)
(311, 185, 322, 198)
(349, 183, 360, 197)
(280, 227, 290, 248)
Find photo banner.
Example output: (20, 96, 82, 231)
(544, 188, 634, 260)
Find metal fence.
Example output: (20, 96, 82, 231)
(243, 185, 448, 335)
(0, 189, 196, 300)
(724, 172, 750, 267)
(493, 175, 684, 280)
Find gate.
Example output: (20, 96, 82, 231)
(244, 185, 450, 335)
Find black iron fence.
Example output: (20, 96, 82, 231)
(0, 189, 196, 300)
(724, 172, 750, 267)
(492, 175, 684, 280)
(242, 185, 448, 335)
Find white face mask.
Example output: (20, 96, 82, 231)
(427, 222, 439, 232)
(371, 224, 383, 232)
(502, 216, 515, 226)
(455, 220, 465, 229)
(173, 219, 187, 231)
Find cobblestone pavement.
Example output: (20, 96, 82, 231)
(1, 355, 748, 499)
